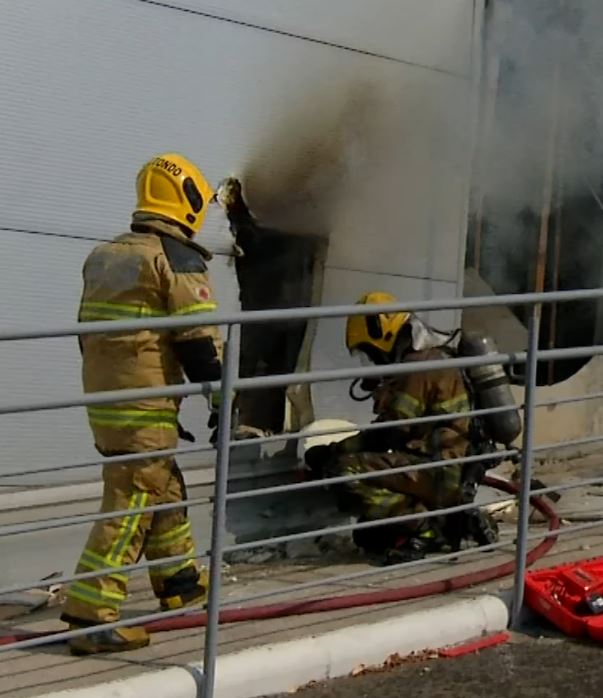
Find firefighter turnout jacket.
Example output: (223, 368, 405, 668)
(372, 347, 471, 461)
(79, 217, 223, 454)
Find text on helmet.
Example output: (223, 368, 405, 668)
(151, 157, 183, 177)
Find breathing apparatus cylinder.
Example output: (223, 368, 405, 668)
(458, 331, 522, 447)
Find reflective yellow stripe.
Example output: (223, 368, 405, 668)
(147, 521, 192, 551)
(88, 416, 177, 430)
(365, 489, 406, 518)
(87, 406, 178, 430)
(419, 529, 437, 539)
(391, 392, 424, 418)
(172, 302, 217, 315)
(80, 300, 217, 322)
(108, 491, 149, 565)
(67, 581, 126, 609)
(148, 552, 196, 580)
(432, 393, 470, 414)
(87, 407, 178, 419)
(79, 301, 165, 321)
(342, 462, 363, 476)
(78, 549, 129, 584)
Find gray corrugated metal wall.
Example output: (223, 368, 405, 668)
(0, 0, 477, 486)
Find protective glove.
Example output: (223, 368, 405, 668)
(177, 422, 196, 443)
(214, 177, 242, 210)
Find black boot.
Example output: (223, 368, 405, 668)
(466, 509, 499, 547)
(158, 567, 208, 611)
(383, 527, 443, 565)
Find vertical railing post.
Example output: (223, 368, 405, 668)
(201, 323, 239, 698)
(511, 304, 541, 628)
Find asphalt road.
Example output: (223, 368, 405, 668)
(275, 637, 603, 698)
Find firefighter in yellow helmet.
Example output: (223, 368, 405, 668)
(305, 292, 473, 564)
(61, 154, 224, 654)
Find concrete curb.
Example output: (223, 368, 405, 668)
(34, 594, 510, 698)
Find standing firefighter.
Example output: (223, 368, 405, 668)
(61, 153, 223, 654)
(305, 292, 498, 564)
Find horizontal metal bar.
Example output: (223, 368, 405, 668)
(0, 495, 210, 537)
(3, 518, 593, 654)
(220, 535, 516, 609)
(229, 404, 519, 450)
(3, 287, 603, 342)
(540, 344, 603, 362)
(529, 517, 603, 542)
(0, 533, 520, 652)
(5, 339, 603, 418)
(530, 475, 603, 499)
(537, 391, 603, 408)
(3, 513, 598, 655)
(6, 513, 567, 632)
(0, 405, 513, 482)
(10, 502, 601, 654)
(2, 388, 599, 482)
(0, 443, 215, 481)
(0, 463, 522, 598)
(0, 350, 525, 416)
(0, 548, 210, 598)
(0, 379, 219, 416)
(234, 345, 603, 392)
(2, 389, 599, 482)
(226, 449, 518, 502)
(233, 351, 526, 392)
(221, 502, 603, 610)
(533, 433, 603, 454)
(222, 494, 516, 555)
(1, 448, 516, 536)
(1, 513, 574, 654)
(4, 474, 595, 600)
(0, 536, 515, 654)
(0, 601, 208, 654)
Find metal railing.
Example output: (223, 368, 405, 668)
(2, 288, 603, 698)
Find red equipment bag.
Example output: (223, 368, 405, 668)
(525, 558, 603, 641)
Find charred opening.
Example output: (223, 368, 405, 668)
(222, 179, 327, 433)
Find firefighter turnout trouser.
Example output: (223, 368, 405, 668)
(334, 450, 463, 525)
(61, 456, 201, 625)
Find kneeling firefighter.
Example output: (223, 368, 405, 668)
(61, 153, 228, 655)
(304, 292, 522, 564)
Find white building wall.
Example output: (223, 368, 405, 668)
(0, 0, 479, 486)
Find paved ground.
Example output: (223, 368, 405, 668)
(278, 635, 603, 698)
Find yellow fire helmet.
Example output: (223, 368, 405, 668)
(135, 153, 215, 236)
(345, 291, 411, 356)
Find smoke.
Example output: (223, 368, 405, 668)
(477, 0, 603, 293)
(237, 80, 384, 238)
(482, 0, 603, 208)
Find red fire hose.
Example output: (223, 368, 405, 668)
(1, 476, 560, 646)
